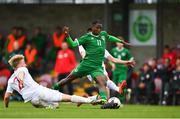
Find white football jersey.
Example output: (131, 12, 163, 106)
(6, 67, 40, 102)
(104, 49, 111, 59)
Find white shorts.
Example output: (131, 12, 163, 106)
(103, 64, 108, 76)
(31, 86, 63, 107)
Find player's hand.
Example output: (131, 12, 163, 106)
(122, 40, 132, 46)
(127, 60, 136, 67)
(111, 63, 116, 71)
(63, 26, 69, 37)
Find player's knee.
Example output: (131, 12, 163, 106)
(97, 78, 106, 87)
(61, 94, 72, 101)
(31, 98, 41, 108)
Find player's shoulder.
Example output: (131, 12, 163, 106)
(80, 33, 90, 38)
(77, 33, 89, 42)
(100, 31, 108, 35)
(111, 47, 117, 52)
(17, 67, 28, 73)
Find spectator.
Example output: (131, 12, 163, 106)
(31, 27, 47, 58)
(54, 42, 77, 95)
(9, 39, 24, 58)
(157, 58, 173, 105)
(135, 63, 154, 104)
(24, 42, 39, 76)
(162, 45, 177, 68)
(16, 27, 27, 50)
(48, 26, 66, 62)
(4, 27, 18, 58)
(0, 33, 5, 57)
(148, 58, 158, 79)
(171, 57, 180, 105)
(148, 58, 159, 104)
(4, 27, 26, 60)
(0, 57, 11, 99)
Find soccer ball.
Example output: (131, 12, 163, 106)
(108, 97, 121, 108)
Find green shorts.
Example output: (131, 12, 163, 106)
(72, 64, 104, 79)
(112, 70, 127, 85)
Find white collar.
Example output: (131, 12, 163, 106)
(90, 32, 99, 37)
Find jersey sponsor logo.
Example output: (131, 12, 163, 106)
(121, 52, 126, 57)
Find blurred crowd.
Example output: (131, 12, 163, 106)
(0, 26, 180, 105)
(0, 26, 77, 100)
(129, 45, 180, 105)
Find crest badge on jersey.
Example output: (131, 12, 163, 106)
(121, 52, 126, 57)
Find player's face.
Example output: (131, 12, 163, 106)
(91, 23, 102, 35)
(19, 59, 27, 67)
(116, 42, 123, 48)
(176, 59, 180, 66)
(61, 42, 68, 50)
(143, 64, 149, 72)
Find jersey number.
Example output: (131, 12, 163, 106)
(97, 40, 102, 46)
(13, 77, 23, 90)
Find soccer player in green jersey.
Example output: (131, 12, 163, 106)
(55, 20, 127, 103)
(111, 36, 134, 102)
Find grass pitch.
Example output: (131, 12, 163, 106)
(0, 101, 180, 118)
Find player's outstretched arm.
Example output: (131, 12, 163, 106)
(4, 92, 12, 108)
(108, 35, 122, 43)
(63, 26, 79, 47)
(105, 49, 135, 66)
(108, 35, 131, 46)
(66, 36, 79, 47)
(107, 55, 135, 67)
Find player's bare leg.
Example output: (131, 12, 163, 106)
(58, 73, 78, 86)
(94, 75, 108, 104)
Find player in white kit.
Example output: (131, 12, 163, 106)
(4, 54, 97, 108)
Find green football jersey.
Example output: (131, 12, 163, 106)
(111, 47, 133, 72)
(66, 30, 123, 69)
(76, 31, 108, 67)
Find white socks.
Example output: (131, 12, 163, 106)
(87, 95, 98, 101)
(71, 95, 92, 103)
(107, 80, 119, 92)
